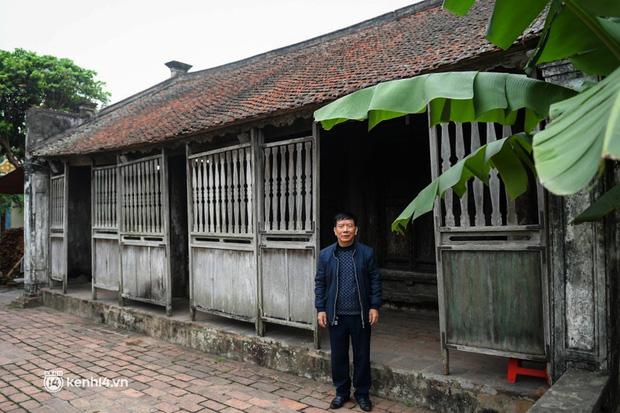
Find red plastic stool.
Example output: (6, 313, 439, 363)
(506, 358, 548, 383)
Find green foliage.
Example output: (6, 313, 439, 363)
(0, 194, 22, 214)
(534, 66, 620, 194)
(443, 0, 620, 76)
(391, 134, 533, 233)
(572, 184, 620, 223)
(442, 0, 620, 223)
(0, 48, 110, 166)
(314, 73, 573, 228)
(314, 0, 620, 228)
(314, 72, 574, 132)
(485, 0, 548, 50)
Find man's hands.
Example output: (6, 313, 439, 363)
(317, 310, 379, 328)
(369, 309, 379, 326)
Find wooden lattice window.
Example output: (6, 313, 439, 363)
(189, 144, 254, 235)
(93, 166, 117, 229)
(119, 157, 163, 234)
(50, 175, 64, 229)
(263, 137, 313, 232)
(432, 122, 539, 228)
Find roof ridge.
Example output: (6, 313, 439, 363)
(187, 0, 443, 77)
(99, 0, 442, 115)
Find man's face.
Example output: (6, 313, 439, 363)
(333, 219, 357, 246)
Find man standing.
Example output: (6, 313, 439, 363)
(315, 212, 382, 411)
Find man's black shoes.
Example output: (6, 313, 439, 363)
(356, 396, 373, 412)
(329, 394, 350, 409)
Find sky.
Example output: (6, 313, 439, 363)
(0, 0, 420, 106)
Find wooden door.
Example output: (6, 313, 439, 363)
(118, 153, 172, 314)
(91, 165, 120, 299)
(49, 172, 67, 291)
(430, 121, 549, 374)
(257, 126, 320, 345)
(187, 143, 257, 323)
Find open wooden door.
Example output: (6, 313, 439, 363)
(118, 152, 172, 315)
(91, 164, 120, 300)
(49, 166, 67, 292)
(430, 121, 549, 374)
(256, 125, 320, 346)
(187, 142, 258, 325)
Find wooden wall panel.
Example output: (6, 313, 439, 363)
(261, 249, 288, 320)
(192, 247, 256, 319)
(261, 248, 314, 324)
(93, 237, 120, 291)
(50, 237, 65, 282)
(121, 244, 166, 303)
(442, 249, 545, 357)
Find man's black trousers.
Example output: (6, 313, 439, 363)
(328, 314, 371, 398)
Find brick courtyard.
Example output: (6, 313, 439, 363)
(0, 289, 426, 413)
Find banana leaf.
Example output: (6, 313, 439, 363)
(314, 71, 574, 132)
(572, 184, 620, 223)
(391, 134, 533, 233)
(533, 66, 620, 195)
(443, 0, 620, 76)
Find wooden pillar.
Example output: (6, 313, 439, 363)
(541, 61, 613, 380)
(252, 128, 265, 336)
(312, 122, 321, 350)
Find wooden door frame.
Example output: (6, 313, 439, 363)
(428, 119, 550, 375)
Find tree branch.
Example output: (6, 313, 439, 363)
(0, 136, 23, 169)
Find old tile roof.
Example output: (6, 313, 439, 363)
(37, 0, 539, 157)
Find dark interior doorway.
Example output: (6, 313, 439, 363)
(167, 153, 189, 299)
(66, 165, 92, 281)
(320, 115, 437, 309)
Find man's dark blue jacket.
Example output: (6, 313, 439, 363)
(314, 241, 382, 326)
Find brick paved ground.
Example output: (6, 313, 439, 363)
(0, 290, 427, 413)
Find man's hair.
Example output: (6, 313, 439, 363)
(333, 211, 358, 227)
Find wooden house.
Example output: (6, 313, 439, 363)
(22, 0, 618, 391)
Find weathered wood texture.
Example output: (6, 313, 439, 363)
(262, 138, 313, 232)
(92, 236, 120, 291)
(49, 174, 65, 284)
(259, 136, 316, 330)
(188, 144, 256, 320)
(189, 145, 253, 235)
(430, 120, 548, 371)
(261, 247, 314, 324)
(121, 243, 166, 302)
(119, 157, 163, 234)
(442, 249, 545, 356)
(118, 154, 171, 309)
(191, 246, 256, 318)
(93, 166, 117, 229)
(50, 175, 64, 229)
(92, 165, 120, 292)
(187, 135, 317, 330)
(49, 236, 65, 282)
(433, 122, 537, 228)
